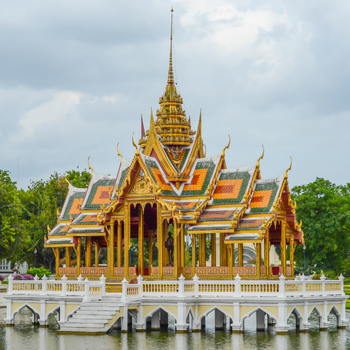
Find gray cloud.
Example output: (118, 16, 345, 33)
(0, 0, 349, 189)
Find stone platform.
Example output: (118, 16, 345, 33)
(3, 274, 347, 334)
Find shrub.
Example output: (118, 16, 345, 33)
(22, 274, 34, 280)
(325, 270, 337, 280)
(26, 267, 52, 279)
(2, 281, 8, 284)
(312, 273, 321, 280)
(13, 274, 22, 280)
(0, 275, 4, 282)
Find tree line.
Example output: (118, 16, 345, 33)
(1, 170, 350, 276)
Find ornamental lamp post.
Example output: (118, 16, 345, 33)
(303, 244, 306, 271)
(34, 248, 37, 268)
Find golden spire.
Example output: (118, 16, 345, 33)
(168, 8, 174, 85)
(154, 8, 195, 147)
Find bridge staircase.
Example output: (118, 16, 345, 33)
(58, 296, 123, 334)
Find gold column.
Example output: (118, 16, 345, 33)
(256, 243, 261, 277)
(66, 247, 71, 268)
(174, 220, 178, 277)
(264, 229, 270, 277)
(191, 234, 196, 276)
(117, 221, 122, 267)
(148, 230, 153, 271)
(55, 247, 60, 277)
(211, 233, 216, 267)
(157, 204, 163, 278)
(94, 241, 99, 268)
(290, 238, 294, 276)
(238, 243, 243, 266)
(180, 225, 185, 269)
(108, 220, 115, 277)
(199, 234, 204, 266)
(77, 238, 81, 275)
(232, 243, 235, 266)
(124, 203, 130, 276)
(220, 233, 225, 266)
(228, 245, 233, 279)
(86, 236, 91, 267)
(138, 206, 144, 276)
(163, 221, 168, 266)
(281, 221, 286, 276)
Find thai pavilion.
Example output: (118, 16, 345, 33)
(44, 11, 303, 283)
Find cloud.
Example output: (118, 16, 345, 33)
(0, 0, 349, 189)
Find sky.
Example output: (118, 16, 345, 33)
(1, 0, 350, 190)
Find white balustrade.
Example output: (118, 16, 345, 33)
(6, 273, 345, 299)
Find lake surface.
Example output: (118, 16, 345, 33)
(0, 308, 350, 350)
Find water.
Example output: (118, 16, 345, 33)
(0, 308, 350, 350)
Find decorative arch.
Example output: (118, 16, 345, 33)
(12, 303, 40, 321)
(327, 304, 341, 318)
(287, 306, 303, 320)
(46, 305, 61, 323)
(197, 305, 233, 323)
(142, 305, 178, 323)
(240, 306, 278, 325)
(307, 305, 322, 320)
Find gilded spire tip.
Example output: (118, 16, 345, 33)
(167, 7, 174, 85)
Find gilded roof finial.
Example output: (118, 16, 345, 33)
(222, 135, 231, 156)
(167, 8, 174, 85)
(132, 132, 139, 155)
(116, 143, 123, 163)
(64, 171, 72, 188)
(88, 156, 94, 175)
(284, 157, 292, 179)
(256, 145, 265, 167)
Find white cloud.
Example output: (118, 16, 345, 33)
(18, 91, 82, 137)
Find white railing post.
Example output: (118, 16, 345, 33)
(77, 274, 83, 282)
(320, 273, 326, 293)
(193, 274, 199, 296)
(83, 278, 89, 302)
(339, 274, 344, 294)
(300, 273, 306, 294)
(279, 274, 286, 297)
(41, 275, 47, 295)
(7, 275, 13, 295)
(61, 275, 67, 296)
(137, 275, 143, 297)
(178, 274, 185, 297)
(121, 278, 128, 302)
(100, 274, 106, 296)
(234, 274, 241, 296)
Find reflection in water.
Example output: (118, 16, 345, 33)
(0, 308, 350, 350)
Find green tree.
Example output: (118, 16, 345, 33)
(292, 178, 350, 275)
(21, 170, 91, 271)
(0, 170, 30, 262)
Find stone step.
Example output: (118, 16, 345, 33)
(83, 303, 121, 308)
(76, 310, 116, 316)
(69, 318, 107, 324)
(64, 322, 106, 328)
(73, 314, 113, 320)
(79, 306, 117, 311)
(59, 327, 107, 333)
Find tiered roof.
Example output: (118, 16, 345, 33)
(45, 12, 303, 250)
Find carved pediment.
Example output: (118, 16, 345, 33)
(129, 173, 153, 195)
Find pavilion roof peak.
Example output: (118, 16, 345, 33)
(154, 9, 195, 148)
